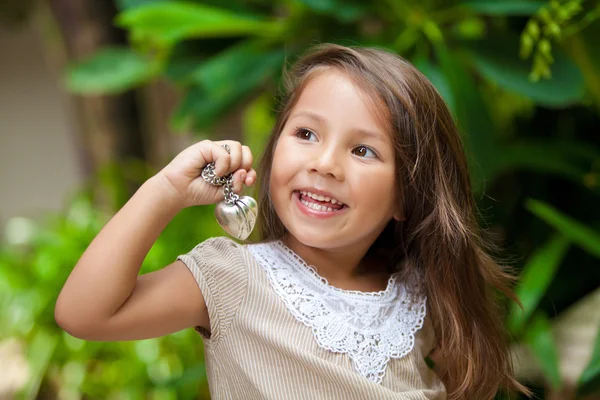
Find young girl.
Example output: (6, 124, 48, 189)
(55, 44, 529, 399)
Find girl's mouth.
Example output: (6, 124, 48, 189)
(293, 190, 348, 217)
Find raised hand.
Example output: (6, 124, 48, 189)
(157, 140, 256, 208)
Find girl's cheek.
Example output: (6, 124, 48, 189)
(353, 167, 394, 194)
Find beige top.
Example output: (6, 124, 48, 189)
(177, 237, 446, 400)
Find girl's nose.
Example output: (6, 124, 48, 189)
(308, 146, 344, 180)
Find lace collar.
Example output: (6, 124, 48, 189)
(246, 241, 427, 384)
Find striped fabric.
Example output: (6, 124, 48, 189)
(177, 237, 446, 399)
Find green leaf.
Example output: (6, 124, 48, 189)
(172, 41, 285, 131)
(524, 312, 562, 389)
(165, 54, 206, 82)
(466, 37, 586, 107)
(116, 0, 164, 10)
(462, 0, 545, 15)
(578, 324, 600, 395)
(117, 0, 266, 17)
(297, 0, 367, 22)
(65, 47, 159, 94)
(490, 140, 600, 192)
(526, 199, 600, 259)
(116, 2, 276, 45)
(413, 57, 456, 116)
(507, 234, 569, 335)
(164, 37, 244, 82)
(436, 45, 497, 192)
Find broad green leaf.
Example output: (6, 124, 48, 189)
(578, 324, 600, 395)
(65, 47, 159, 94)
(172, 41, 285, 131)
(493, 144, 583, 180)
(507, 234, 569, 335)
(524, 312, 562, 389)
(413, 57, 456, 116)
(116, 2, 277, 45)
(187, 41, 283, 90)
(117, 0, 267, 19)
(116, 0, 164, 10)
(462, 0, 545, 15)
(526, 199, 600, 259)
(466, 37, 585, 107)
(297, 0, 367, 22)
(436, 45, 497, 192)
(490, 140, 600, 192)
(165, 53, 206, 82)
(164, 38, 243, 82)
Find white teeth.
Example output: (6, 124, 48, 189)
(300, 198, 338, 212)
(299, 190, 344, 206)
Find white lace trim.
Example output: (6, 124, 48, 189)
(246, 241, 427, 384)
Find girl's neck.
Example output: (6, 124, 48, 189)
(281, 234, 390, 292)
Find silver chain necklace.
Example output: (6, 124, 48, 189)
(200, 144, 258, 240)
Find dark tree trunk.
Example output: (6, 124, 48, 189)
(45, 0, 146, 206)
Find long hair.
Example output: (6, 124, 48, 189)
(255, 43, 530, 399)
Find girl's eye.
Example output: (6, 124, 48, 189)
(352, 145, 376, 158)
(295, 127, 317, 142)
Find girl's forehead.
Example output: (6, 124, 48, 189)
(289, 70, 392, 139)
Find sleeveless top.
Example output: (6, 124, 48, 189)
(177, 236, 446, 399)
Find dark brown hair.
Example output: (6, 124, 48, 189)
(255, 43, 530, 400)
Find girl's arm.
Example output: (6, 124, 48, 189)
(55, 175, 206, 341)
(54, 140, 255, 341)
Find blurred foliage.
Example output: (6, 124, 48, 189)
(2, 0, 600, 398)
(1, 161, 223, 399)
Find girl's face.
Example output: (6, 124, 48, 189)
(270, 70, 402, 251)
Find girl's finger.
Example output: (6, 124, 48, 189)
(241, 145, 253, 172)
(220, 140, 243, 174)
(232, 169, 247, 194)
(245, 169, 257, 186)
(212, 143, 232, 177)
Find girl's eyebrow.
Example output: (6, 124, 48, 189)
(289, 110, 326, 124)
(289, 110, 388, 144)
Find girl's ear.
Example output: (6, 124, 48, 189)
(392, 195, 406, 222)
(393, 206, 406, 222)
(393, 212, 406, 222)
(392, 186, 405, 221)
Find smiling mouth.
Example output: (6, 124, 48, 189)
(294, 190, 347, 212)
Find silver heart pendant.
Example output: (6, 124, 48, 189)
(214, 196, 258, 240)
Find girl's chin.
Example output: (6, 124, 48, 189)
(283, 225, 354, 249)
(285, 234, 341, 251)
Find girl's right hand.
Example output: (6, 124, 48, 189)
(156, 140, 256, 208)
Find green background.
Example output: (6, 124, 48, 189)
(1, 0, 600, 398)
